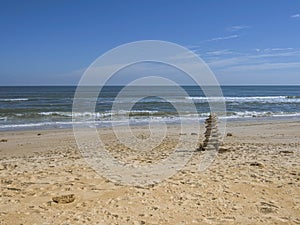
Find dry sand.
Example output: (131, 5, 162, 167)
(0, 119, 299, 224)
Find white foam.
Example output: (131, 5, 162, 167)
(38, 110, 160, 118)
(0, 98, 29, 102)
(0, 117, 7, 121)
(185, 96, 300, 103)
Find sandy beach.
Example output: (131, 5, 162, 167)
(2, 0, 300, 224)
(0, 119, 299, 225)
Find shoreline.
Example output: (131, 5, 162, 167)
(0, 114, 300, 132)
(1, 118, 300, 158)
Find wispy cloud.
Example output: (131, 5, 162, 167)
(204, 47, 300, 71)
(290, 13, 300, 18)
(227, 25, 250, 31)
(205, 49, 234, 56)
(251, 50, 300, 58)
(207, 34, 239, 42)
(207, 56, 245, 68)
(263, 48, 293, 52)
(220, 62, 300, 72)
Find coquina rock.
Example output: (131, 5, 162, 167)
(200, 113, 221, 151)
(52, 194, 75, 204)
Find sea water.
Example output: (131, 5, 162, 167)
(0, 86, 299, 131)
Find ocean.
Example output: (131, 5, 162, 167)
(0, 86, 299, 131)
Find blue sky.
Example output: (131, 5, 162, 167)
(0, 0, 300, 85)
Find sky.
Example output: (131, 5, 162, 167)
(0, 0, 300, 85)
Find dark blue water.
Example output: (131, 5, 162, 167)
(0, 86, 299, 130)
